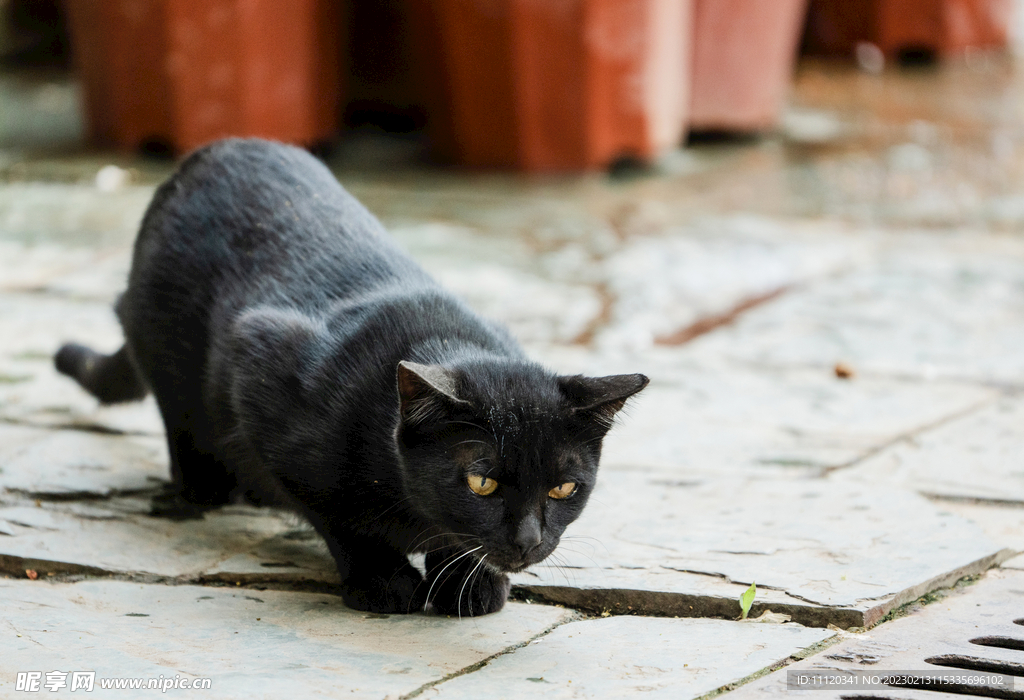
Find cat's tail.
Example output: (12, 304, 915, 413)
(55, 343, 149, 404)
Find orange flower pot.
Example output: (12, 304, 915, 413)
(805, 0, 1011, 59)
(65, 0, 343, 154)
(412, 0, 692, 171)
(689, 0, 808, 132)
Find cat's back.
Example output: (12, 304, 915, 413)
(127, 138, 424, 310)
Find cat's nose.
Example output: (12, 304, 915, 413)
(514, 512, 542, 556)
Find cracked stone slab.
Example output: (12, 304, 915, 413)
(0, 293, 123, 359)
(728, 568, 1024, 700)
(0, 357, 164, 434)
(1002, 554, 1024, 570)
(688, 235, 1024, 385)
(425, 615, 834, 700)
(0, 579, 573, 699)
(932, 501, 1024, 555)
(594, 363, 995, 476)
(512, 472, 1012, 628)
(0, 501, 338, 584)
(837, 395, 1024, 504)
(392, 223, 604, 346)
(0, 319, 163, 434)
(0, 424, 167, 498)
(389, 216, 872, 350)
(589, 216, 875, 352)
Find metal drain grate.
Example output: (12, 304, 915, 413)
(726, 569, 1024, 700)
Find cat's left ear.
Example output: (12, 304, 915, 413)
(558, 373, 649, 426)
(396, 361, 470, 425)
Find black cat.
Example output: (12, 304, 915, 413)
(56, 138, 647, 616)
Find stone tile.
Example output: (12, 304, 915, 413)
(0, 579, 572, 699)
(932, 501, 1024, 553)
(395, 223, 604, 346)
(0, 502, 337, 584)
(688, 235, 1024, 385)
(589, 216, 875, 352)
(27, 251, 131, 301)
(728, 568, 1024, 700)
(837, 395, 1024, 504)
(0, 241, 129, 300)
(0, 356, 164, 434)
(391, 216, 874, 352)
(533, 353, 996, 477)
(0, 241, 97, 293)
(0, 293, 123, 359)
(0, 183, 151, 248)
(512, 472, 1011, 628)
(426, 616, 834, 700)
(1002, 554, 1024, 570)
(0, 424, 167, 497)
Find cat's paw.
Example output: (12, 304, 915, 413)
(429, 568, 510, 617)
(341, 564, 426, 614)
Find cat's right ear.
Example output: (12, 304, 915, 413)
(396, 361, 469, 425)
(558, 373, 649, 427)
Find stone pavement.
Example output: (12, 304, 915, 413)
(2, 58, 1023, 698)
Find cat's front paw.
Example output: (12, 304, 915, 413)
(341, 564, 425, 614)
(428, 568, 510, 617)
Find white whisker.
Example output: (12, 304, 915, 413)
(425, 545, 481, 608)
(458, 554, 488, 621)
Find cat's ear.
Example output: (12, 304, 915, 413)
(396, 361, 469, 425)
(558, 373, 649, 426)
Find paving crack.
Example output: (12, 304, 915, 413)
(4, 486, 162, 502)
(921, 492, 1024, 509)
(511, 584, 868, 629)
(654, 285, 791, 346)
(692, 634, 846, 700)
(398, 612, 584, 700)
(0, 415, 156, 438)
(818, 392, 1004, 477)
(570, 281, 616, 346)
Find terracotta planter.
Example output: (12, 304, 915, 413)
(689, 0, 808, 132)
(343, 0, 427, 132)
(65, 0, 342, 154)
(412, 0, 692, 171)
(805, 0, 1011, 59)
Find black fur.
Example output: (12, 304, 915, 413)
(55, 138, 647, 616)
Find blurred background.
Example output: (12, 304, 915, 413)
(0, 0, 1022, 346)
(4, 0, 1024, 352)
(2, 0, 1022, 174)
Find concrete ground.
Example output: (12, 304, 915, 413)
(1, 56, 1023, 699)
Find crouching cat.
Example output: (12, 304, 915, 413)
(55, 139, 647, 616)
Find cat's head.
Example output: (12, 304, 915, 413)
(394, 359, 647, 573)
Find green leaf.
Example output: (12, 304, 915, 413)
(739, 581, 756, 620)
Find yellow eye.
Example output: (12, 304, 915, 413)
(467, 474, 499, 496)
(548, 482, 577, 500)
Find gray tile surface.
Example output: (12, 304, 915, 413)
(427, 616, 835, 700)
(512, 472, 1011, 628)
(0, 579, 572, 699)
